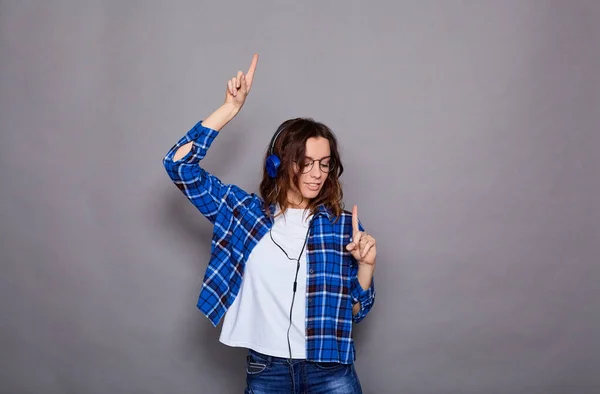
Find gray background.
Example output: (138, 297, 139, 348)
(1, 1, 599, 393)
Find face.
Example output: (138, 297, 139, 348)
(287, 137, 331, 207)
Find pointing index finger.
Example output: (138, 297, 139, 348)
(245, 53, 259, 87)
(352, 204, 359, 235)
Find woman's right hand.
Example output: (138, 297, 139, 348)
(193, 54, 259, 134)
(225, 53, 258, 110)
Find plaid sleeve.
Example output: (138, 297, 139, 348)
(162, 120, 230, 224)
(350, 221, 376, 323)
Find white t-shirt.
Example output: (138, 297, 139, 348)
(219, 207, 312, 359)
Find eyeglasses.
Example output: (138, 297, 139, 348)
(294, 157, 336, 174)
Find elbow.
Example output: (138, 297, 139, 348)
(162, 154, 175, 176)
(352, 297, 375, 324)
(352, 310, 367, 324)
(162, 140, 193, 170)
(162, 151, 183, 184)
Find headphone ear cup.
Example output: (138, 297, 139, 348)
(266, 154, 281, 178)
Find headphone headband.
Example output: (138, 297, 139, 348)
(268, 124, 287, 156)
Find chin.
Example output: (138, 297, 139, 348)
(301, 188, 323, 200)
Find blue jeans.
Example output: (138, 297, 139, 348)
(244, 349, 363, 394)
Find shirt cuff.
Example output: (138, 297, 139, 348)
(185, 120, 219, 144)
(350, 275, 374, 306)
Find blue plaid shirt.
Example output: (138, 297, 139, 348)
(162, 120, 375, 363)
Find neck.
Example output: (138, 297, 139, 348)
(286, 189, 309, 209)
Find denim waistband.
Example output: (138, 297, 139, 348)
(247, 348, 310, 365)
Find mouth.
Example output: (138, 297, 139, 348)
(305, 182, 322, 191)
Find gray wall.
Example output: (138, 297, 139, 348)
(1, 1, 599, 393)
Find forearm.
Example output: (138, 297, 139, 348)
(201, 102, 240, 131)
(173, 103, 240, 161)
(357, 263, 375, 291)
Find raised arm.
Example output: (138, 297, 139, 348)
(162, 54, 259, 223)
(346, 205, 377, 322)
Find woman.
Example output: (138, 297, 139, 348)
(163, 54, 376, 394)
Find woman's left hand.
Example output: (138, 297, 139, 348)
(346, 205, 376, 266)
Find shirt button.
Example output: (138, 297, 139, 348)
(308, 298, 313, 303)
(309, 269, 314, 274)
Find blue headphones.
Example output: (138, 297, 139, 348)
(265, 124, 287, 178)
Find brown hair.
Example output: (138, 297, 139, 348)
(259, 118, 344, 219)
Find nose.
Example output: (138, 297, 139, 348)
(309, 162, 323, 178)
